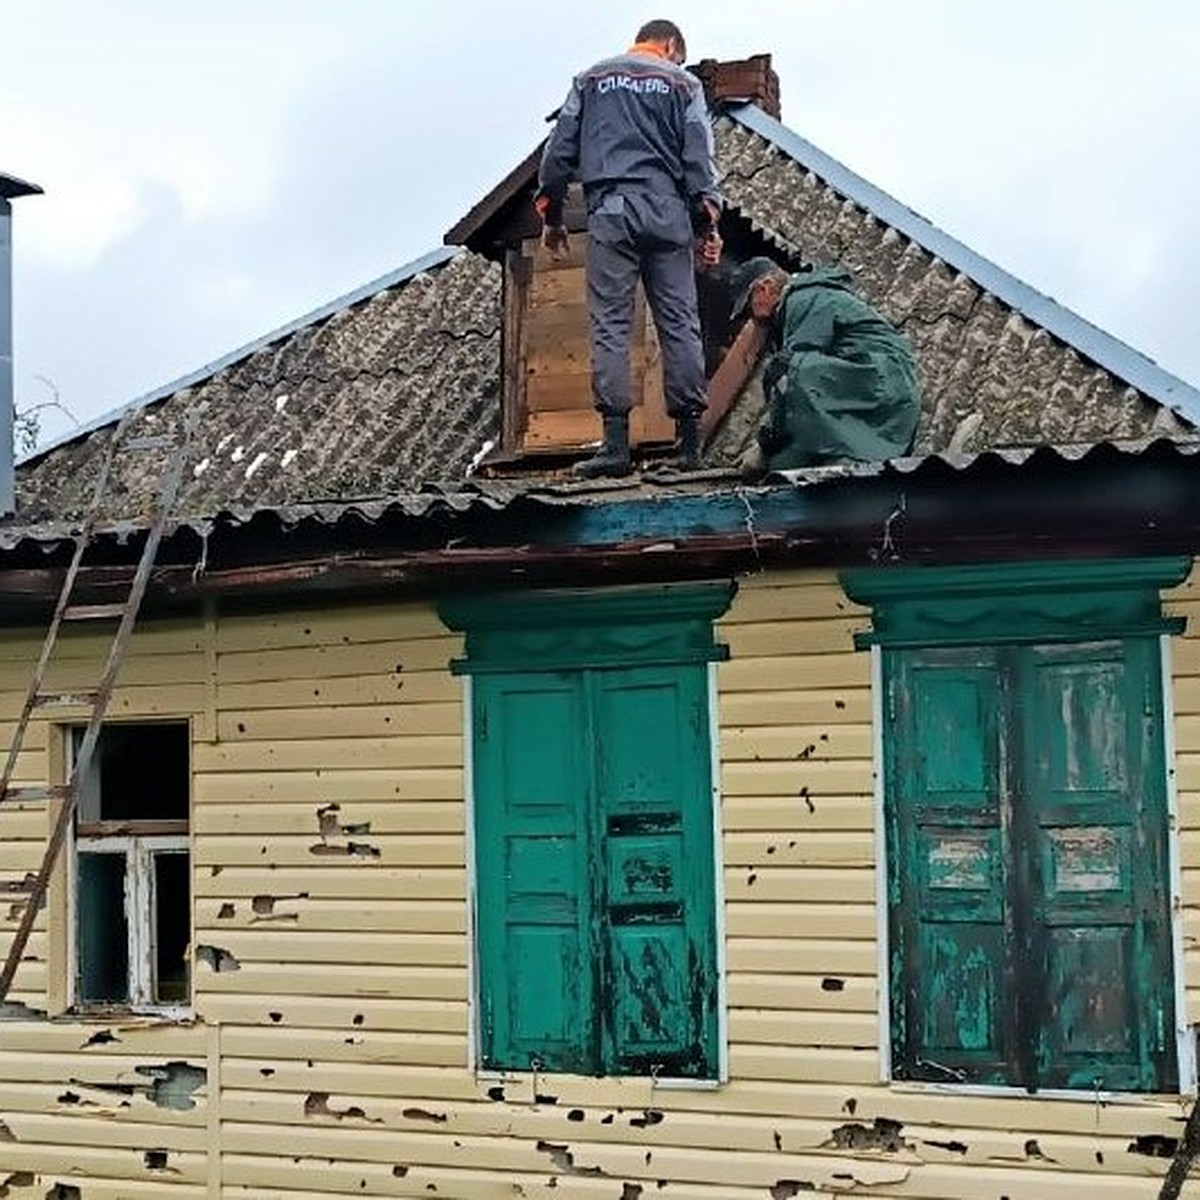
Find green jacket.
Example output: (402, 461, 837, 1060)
(758, 267, 920, 469)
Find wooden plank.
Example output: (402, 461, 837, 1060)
(193, 832, 465, 869)
(195, 895, 465, 935)
(726, 936, 876, 976)
(215, 702, 462, 742)
(720, 724, 873, 762)
(722, 830, 874, 868)
(217, 671, 457, 711)
(196, 929, 465, 968)
(193, 736, 463, 774)
(215, 638, 459, 685)
(718, 652, 871, 692)
(198, 995, 466, 1033)
(192, 801, 463, 838)
(215, 603, 449, 654)
(193, 963, 465, 1001)
(701, 316, 770, 440)
(719, 794, 875, 832)
(721, 759, 874, 797)
(502, 246, 530, 450)
(193, 767, 463, 804)
(192, 867, 465, 902)
(720, 688, 871, 726)
(524, 408, 602, 449)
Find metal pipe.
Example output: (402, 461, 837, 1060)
(0, 173, 43, 517)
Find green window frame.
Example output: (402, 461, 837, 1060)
(440, 583, 733, 1079)
(843, 558, 1189, 1094)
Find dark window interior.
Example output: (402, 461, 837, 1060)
(88, 723, 190, 821)
(153, 852, 190, 1003)
(77, 852, 129, 1004)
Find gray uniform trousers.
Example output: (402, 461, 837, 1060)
(585, 189, 706, 419)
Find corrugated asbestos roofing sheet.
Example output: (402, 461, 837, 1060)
(10, 105, 1200, 540)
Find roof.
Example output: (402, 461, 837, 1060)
(11, 103, 1198, 534)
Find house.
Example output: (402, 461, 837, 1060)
(1, 54, 1200, 1199)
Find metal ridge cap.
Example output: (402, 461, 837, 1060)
(19, 245, 462, 467)
(726, 103, 1200, 426)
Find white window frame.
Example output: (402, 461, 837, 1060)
(68, 724, 192, 1017)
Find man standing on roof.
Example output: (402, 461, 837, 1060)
(536, 18, 722, 479)
(730, 256, 921, 473)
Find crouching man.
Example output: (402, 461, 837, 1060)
(732, 257, 921, 473)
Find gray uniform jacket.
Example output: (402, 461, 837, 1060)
(537, 50, 720, 224)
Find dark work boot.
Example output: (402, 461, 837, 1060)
(672, 415, 703, 471)
(572, 414, 632, 479)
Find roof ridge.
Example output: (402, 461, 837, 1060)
(20, 245, 461, 466)
(727, 102, 1200, 425)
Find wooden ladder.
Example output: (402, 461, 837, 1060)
(0, 412, 193, 1004)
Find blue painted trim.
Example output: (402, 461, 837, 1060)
(728, 103, 1200, 426)
(21, 245, 460, 465)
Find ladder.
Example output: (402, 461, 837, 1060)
(0, 412, 192, 1004)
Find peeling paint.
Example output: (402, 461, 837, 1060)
(0, 1120, 11, 1142)
(0, 1173, 35, 1197)
(217, 902, 236, 919)
(46, 1186, 82, 1200)
(0, 1000, 47, 1021)
(195, 944, 241, 972)
(143, 1149, 172, 1171)
(922, 1138, 967, 1154)
(621, 1186, 643, 1200)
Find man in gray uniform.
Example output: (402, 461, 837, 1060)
(536, 19, 722, 478)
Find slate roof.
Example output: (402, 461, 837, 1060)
(12, 103, 1198, 531)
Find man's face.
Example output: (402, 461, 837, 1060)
(750, 275, 784, 322)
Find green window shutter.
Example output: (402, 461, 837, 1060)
(887, 648, 1012, 1085)
(592, 666, 718, 1079)
(473, 673, 594, 1074)
(1020, 640, 1177, 1092)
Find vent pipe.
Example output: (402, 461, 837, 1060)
(0, 173, 43, 517)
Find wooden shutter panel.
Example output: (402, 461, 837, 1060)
(473, 674, 594, 1073)
(888, 648, 1012, 1085)
(592, 666, 718, 1078)
(509, 236, 679, 454)
(1021, 640, 1177, 1092)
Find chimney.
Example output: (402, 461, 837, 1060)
(690, 54, 781, 120)
(0, 173, 42, 517)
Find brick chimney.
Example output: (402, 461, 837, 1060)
(0, 173, 42, 516)
(689, 54, 781, 120)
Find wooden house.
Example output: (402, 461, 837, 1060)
(2, 55, 1200, 1199)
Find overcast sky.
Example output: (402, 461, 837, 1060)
(4, 1, 1198, 449)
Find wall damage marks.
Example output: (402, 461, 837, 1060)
(0, 1174, 34, 1197)
(304, 1092, 382, 1123)
(311, 803, 381, 858)
(136, 1061, 206, 1110)
(195, 944, 240, 972)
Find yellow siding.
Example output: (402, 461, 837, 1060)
(0, 577, 1194, 1197)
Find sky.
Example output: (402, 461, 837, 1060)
(3, 0, 1198, 450)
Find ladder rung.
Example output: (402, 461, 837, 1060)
(123, 435, 177, 452)
(62, 603, 128, 622)
(1, 785, 71, 804)
(32, 691, 99, 709)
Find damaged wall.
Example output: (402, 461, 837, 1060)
(0, 578, 1196, 1196)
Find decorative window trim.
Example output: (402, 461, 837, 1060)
(440, 581, 736, 673)
(841, 557, 1190, 648)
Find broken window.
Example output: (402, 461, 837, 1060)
(71, 722, 191, 1009)
(440, 583, 734, 1079)
(843, 559, 1188, 1093)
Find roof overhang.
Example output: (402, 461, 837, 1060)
(0, 440, 1196, 623)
